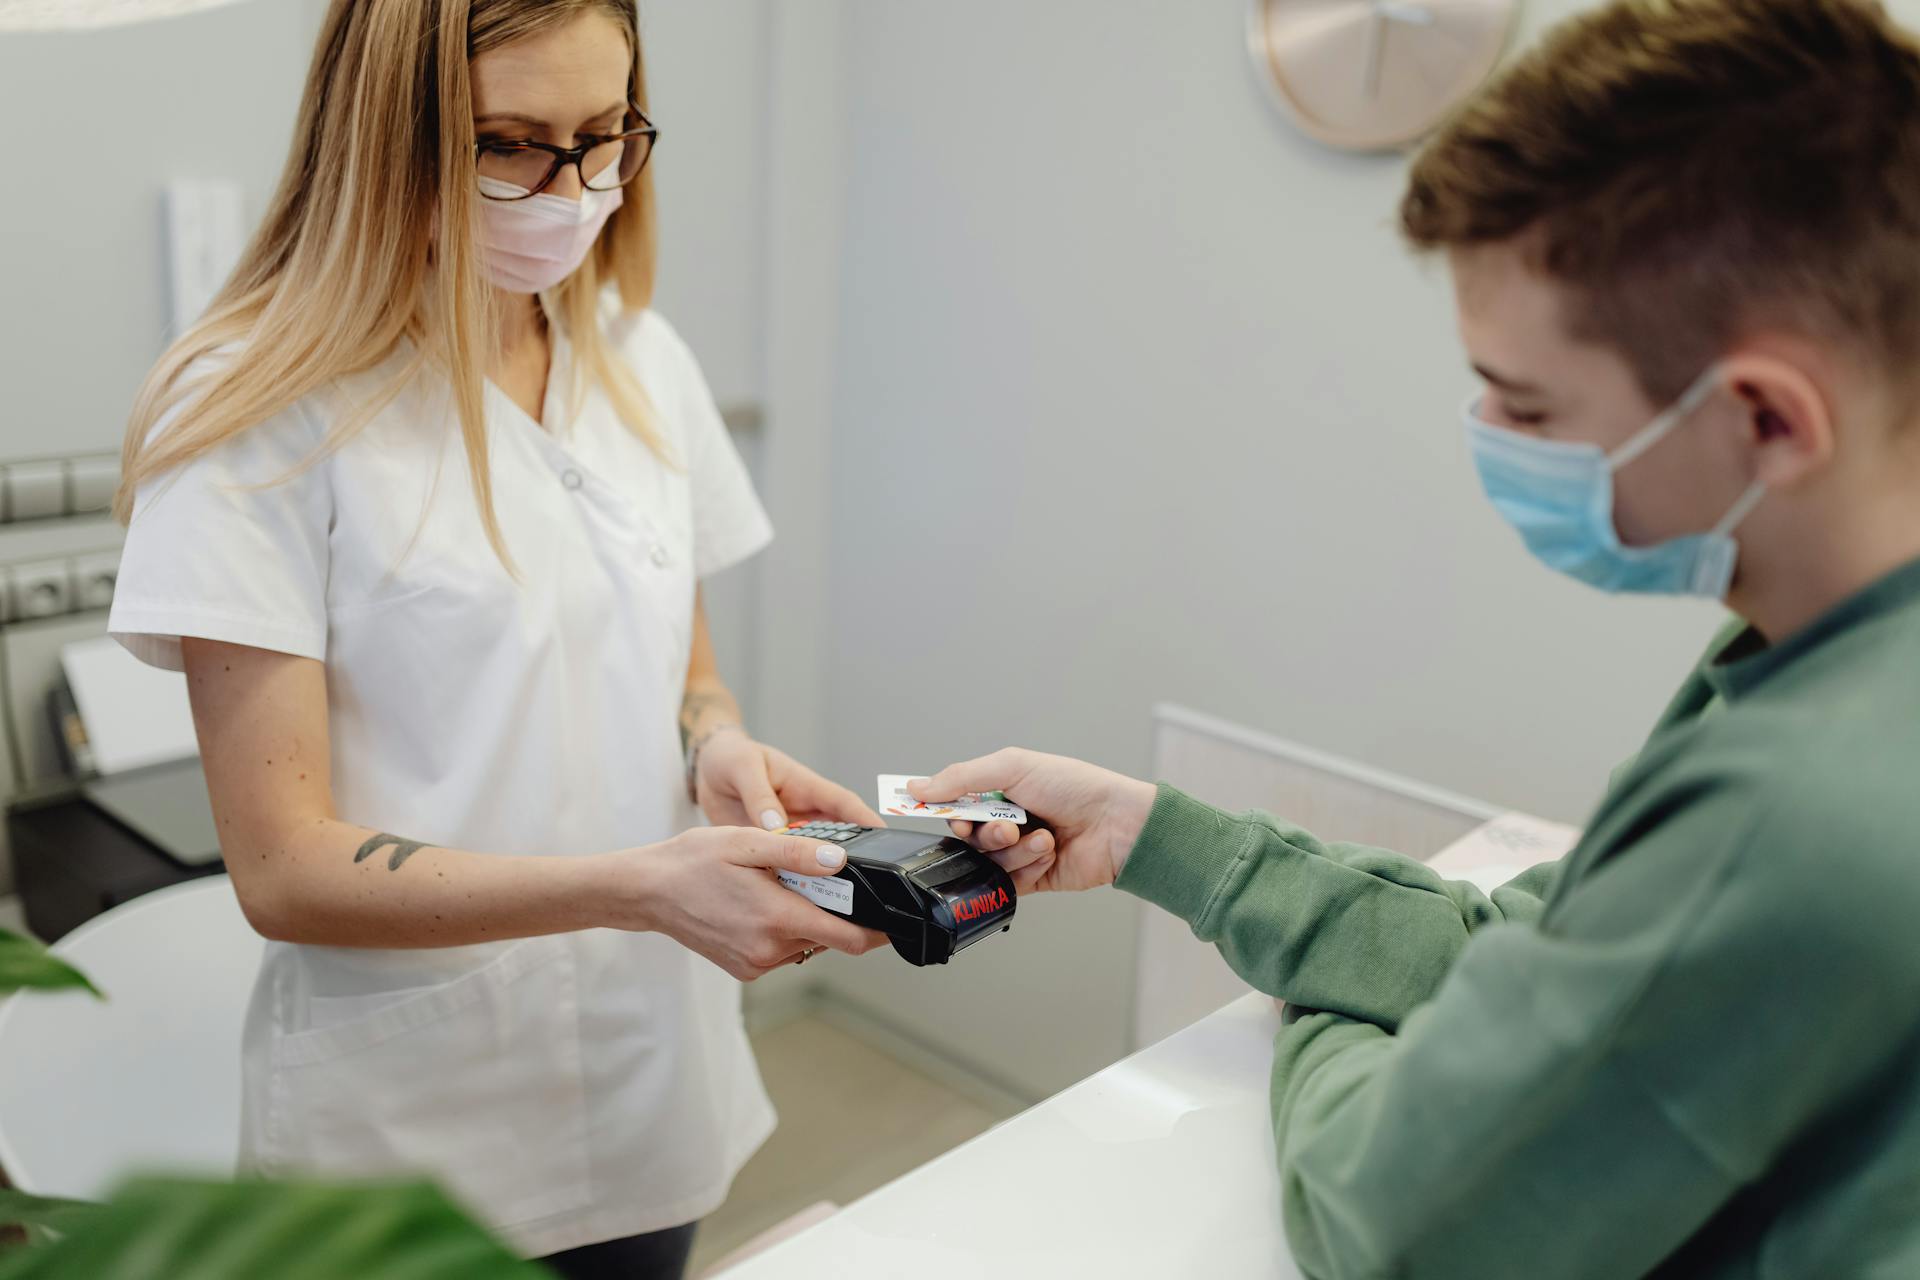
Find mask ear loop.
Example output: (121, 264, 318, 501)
(1607, 366, 1725, 472)
(1691, 478, 1770, 597)
(1711, 480, 1768, 538)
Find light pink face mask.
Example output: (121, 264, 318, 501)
(474, 174, 623, 293)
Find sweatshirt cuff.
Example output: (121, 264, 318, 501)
(1115, 783, 1255, 929)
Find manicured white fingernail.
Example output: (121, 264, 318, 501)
(761, 810, 785, 831)
(816, 845, 845, 869)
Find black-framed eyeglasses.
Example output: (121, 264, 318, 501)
(475, 104, 659, 200)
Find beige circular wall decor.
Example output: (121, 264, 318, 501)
(1247, 0, 1521, 152)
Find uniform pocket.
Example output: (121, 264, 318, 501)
(268, 937, 591, 1229)
(305, 981, 446, 1034)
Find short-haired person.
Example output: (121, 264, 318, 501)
(914, 1, 1920, 1275)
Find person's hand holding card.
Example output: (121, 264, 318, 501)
(904, 749, 1158, 894)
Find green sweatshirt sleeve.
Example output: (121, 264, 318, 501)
(1118, 770, 1920, 1280)
(1117, 785, 1560, 1028)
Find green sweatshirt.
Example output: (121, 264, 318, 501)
(1118, 557, 1920, 1280)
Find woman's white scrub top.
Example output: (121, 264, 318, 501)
(108, 302, 777, 1257)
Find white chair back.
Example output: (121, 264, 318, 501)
(0, 876, 262, 1197)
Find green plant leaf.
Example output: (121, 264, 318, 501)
(0, 1189, 104, 1247)
(0, 931, 99, 1000)
(0, 1176, 551, 1279)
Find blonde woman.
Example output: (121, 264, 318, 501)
(107, 2, 885, 1274)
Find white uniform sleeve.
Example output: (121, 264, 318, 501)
(109, 395, 332, 672)
(650, 317, 773, 579)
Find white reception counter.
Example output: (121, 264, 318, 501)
(716, 991, 1302, 1279)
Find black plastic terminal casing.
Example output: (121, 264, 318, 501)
(789, 826, 1016, 966)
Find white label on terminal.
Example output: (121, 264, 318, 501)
(777, 870, 854, 916)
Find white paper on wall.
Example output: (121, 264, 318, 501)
(61, 636, 199, 776)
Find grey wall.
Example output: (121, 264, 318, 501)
(815, 0, 1726, 828)
(0, 0, 766, 468)
(795, 0, 1736, 1096)
(0, 0, 325, 460)
(641, 0, 770, 405)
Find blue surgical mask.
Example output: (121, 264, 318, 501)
(1464, 367, 1768, 599)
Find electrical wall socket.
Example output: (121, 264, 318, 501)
(11, 562, 72, 619)
(71, 552, 119, 612)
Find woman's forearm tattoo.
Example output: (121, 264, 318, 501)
(680, 688, 736, 752)
(353, 833, 433, 871)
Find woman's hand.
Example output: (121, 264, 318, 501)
(908, 748, 1157, 894)
(696, 729, 885, 832)
(608, 826, 888, 980)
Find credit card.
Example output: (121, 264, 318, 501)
(877, 774, 1027, 823)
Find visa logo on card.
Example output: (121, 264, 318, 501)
(877, 774, 1027, 823)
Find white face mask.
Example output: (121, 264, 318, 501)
(474, 174, 623, 293)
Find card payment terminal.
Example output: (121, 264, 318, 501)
(781, 822, 1017, 966)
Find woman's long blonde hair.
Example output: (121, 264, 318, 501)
(115, 0, 665, 571)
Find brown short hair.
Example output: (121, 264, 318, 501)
(1401, 0, 1920, 404)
